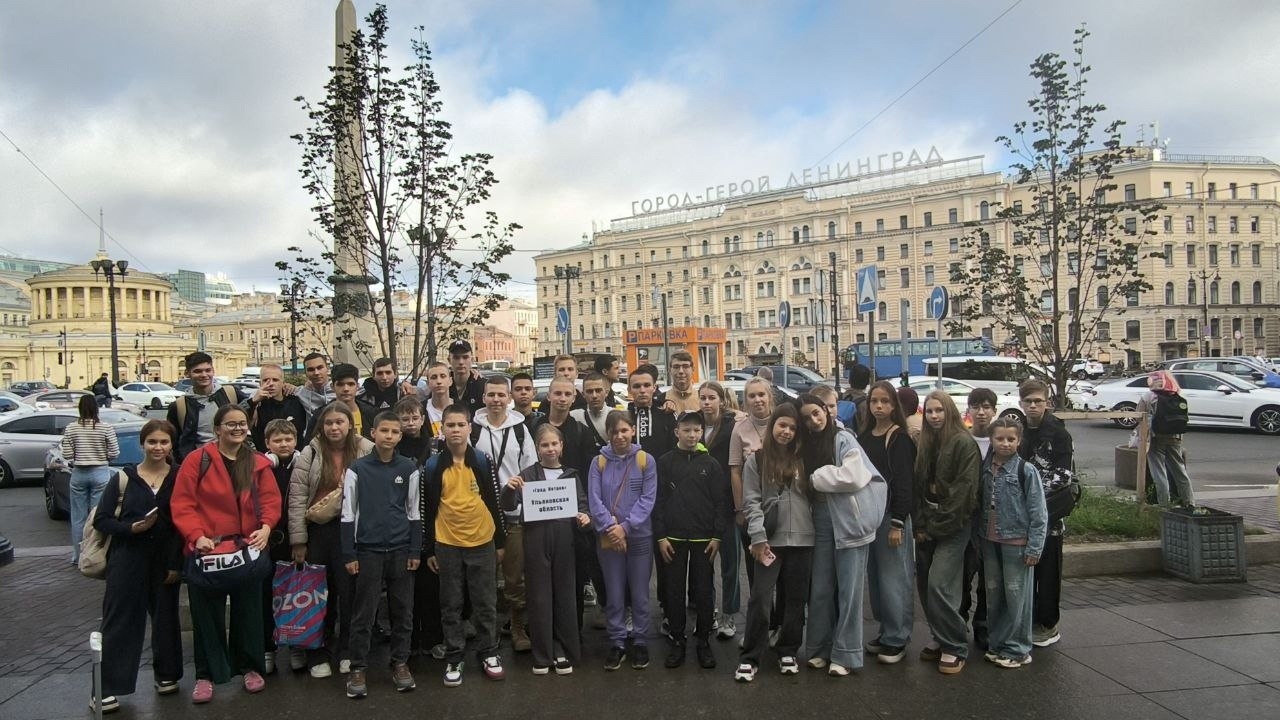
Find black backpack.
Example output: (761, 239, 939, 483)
(1152, 392, 1189, 435)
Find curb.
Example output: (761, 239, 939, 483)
(1064, 533, 1280, 578)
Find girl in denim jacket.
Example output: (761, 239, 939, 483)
(979, 416, 1048, 668)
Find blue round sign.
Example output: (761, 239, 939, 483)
(778, 301, 792, 329)
(929, 286, 950, 320)
(556, 307, 569, 333)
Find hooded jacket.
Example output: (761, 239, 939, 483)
(913, 431, 981, 539)
(288, 435, 376, 545)
(471, 409, 537, 528)
(654, 445, 731, 542)
(587, 443, 657, 540)
(170, 442, 282, 552)
(742, 452, 814, 549)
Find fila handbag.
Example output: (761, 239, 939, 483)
(184, 538, 273, 591)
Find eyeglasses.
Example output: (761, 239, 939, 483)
(1020, 398, 1046, 406)
(220, 422, 249, 429)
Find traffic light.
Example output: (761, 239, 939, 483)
(57, 352, 63, 364)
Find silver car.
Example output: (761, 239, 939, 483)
(0, 409, 141, 487)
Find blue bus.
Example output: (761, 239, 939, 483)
(846, 337, 995, 379)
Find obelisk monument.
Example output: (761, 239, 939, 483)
(330, 0, 377, 369)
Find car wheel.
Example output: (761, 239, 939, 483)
(1075, 370, 1088, 380)
(44, 475, 68, 520)
(998, 409, 1024, 423)
(150, 397, 163, 410)
(0, 459, 13, 488)
(1112, 402, 1139, 429)
(1252, 406, 1280, 436)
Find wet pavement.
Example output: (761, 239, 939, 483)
(2, 554, 1278, 720)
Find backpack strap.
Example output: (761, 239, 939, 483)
(596, 454, 606, 473)
(636, 450, 648, 472)
(176, 396, 188, 428)
(112, 470, 128, 519)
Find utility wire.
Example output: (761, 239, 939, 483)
(0, 126, 151, 270)
(812, 0, 1025, 168)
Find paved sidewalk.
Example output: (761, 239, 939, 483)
(2, 557, 1278, 720)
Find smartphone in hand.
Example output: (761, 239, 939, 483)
(761, 549, 777, 567)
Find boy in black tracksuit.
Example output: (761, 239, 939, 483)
(261, 419, 301, 672)
(655, 412, 731, 669)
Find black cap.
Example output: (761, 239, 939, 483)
(448, 339, 472, 355)
(676, 411, 704, 428)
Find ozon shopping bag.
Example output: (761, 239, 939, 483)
(271, 562, 328, 649)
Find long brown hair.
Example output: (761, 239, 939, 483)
(915, 390, 968, 478)
(314, 402, 361, 496)
(858, 380, 909, 436)
(77, 394, 99, 427)
(758, 403, 805, 494)
(213, 404, 255, 494)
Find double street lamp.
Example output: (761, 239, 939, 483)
(90, 256, 128, 386)
(1192, 268, 1220, 357)
(134, 330, 152, 381)
(554, 265, 581, 355)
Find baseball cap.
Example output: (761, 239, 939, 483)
(448, 339, 472, 355)
(675, 410, 705, 428)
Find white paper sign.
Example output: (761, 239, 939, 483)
(522, 477, 579, 522)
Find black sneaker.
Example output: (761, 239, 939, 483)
(664, 642, 686, 668)
(604, 645, 627, 671)
(696, 641, 716, 669)
(632, 645, 650, 669)
(876, 645, 907, 664)
(865, 636, 886, 655)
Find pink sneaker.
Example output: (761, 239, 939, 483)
(243, 671, 266, 694)
(191, 679, 213, 704)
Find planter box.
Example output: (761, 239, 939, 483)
(1161, 507, 1246, 583)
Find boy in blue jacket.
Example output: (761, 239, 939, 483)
(341, 412, 422, 699)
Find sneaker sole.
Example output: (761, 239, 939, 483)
(395, 684, 416, 692)
(554, 666, 573, 675)
(876, 653, 906, 664)
(443, 678, 462, 687)
(734, 671, 755, 682)
(938, 660, 965, 675)
(346, 689, 367, 699)
(532, 667, 550, 675)
(155, 683, 179, 695)
(1032, 635, 1061, 648)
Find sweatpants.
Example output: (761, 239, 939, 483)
(740, 546, 812, 667)
(348, 549, 414, 671)
(574, 526, 606, 630)
(718, 524, 742, 616)
(524, 520, 580, 666)
(597, 536, 652, 647)
(304, 521, 352, 668)
(665, 540, 714, 644)
(189, 579, 264, 684)
(100, 541, 183, 696)
(438, 541, 500, 664)
(1033, 533, 1063, 629)
(412, 548, 443, 653)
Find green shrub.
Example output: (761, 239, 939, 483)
(1065, 489, 1162, 543)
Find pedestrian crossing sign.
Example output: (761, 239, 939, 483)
(856, 265, 878, 313)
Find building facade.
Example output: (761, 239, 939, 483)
(486, 299, 538, 367)
(534, 150, 1280, 372)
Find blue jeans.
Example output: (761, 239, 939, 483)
(70, 465, 111, 563)
(807, 500, 869, 668)
(918, 522, 972, 658)
(867, 513, 914, 648)
(983, 539, 1034, 660)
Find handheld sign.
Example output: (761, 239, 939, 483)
(523, 477, 579, 522)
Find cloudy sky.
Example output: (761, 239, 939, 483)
(3, 0, 1278, 300)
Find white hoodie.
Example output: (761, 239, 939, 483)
(471, 408, 537, 488)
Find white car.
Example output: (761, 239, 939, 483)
(904, 376, 1024, 422)
(114, 382, 184, 409)
(1083, 370, 1280, 435)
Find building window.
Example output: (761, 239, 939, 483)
(876, 246, 885, 262)
(682, 269, 690, 282)
(1163, 243, 1174, 267)
(755, 281, 775, 298)
(948, 208, 958, 223)
(766, 231, 774, 247)
(1253, 281, 1263, 304)
(923, 240, 933, 256)
(1255, 317, 1265, 337)
(1231, 281, 1241, 304)
(899, 215, 908, 230)
(899, 243, 909, 259)
(875, 219, 884, 233)
(949, 237, 959, 254)
(1251, 183, 1259, 199)
(1039, 291, 1053, 312)
(1252, 243, 1262, 265)
(1014, 256, 1025, 277)
(1230, 244, 1240, 266)
(827, 221, 836, 239)
(855, 249, 864, 263)
(1187, 279, 1197, 305)
(1207, 216, 1217, 234)
(1096, 284, 1108, 309)
(877, 301, 888, 322)
(1067, 287, 1079, 310)
(1125, 320, 1141, 341)
(1185, 215, 1195, 233)
(1124, 217, 1137, 235)
(1210, 281, 1220, 304)
(1207, 182, 1216, 199)
(1126, 289, 1139, 307)
(924, 265, 935, 285)
(1186, 244, 1197, 266)
(1165, 282, 1175, 305)
(790, 277, 812, 295)
(877, 269, 886, 289)
(1229, 216, 1239, 234)
(1165, 319, 1177, 340)
(923, 212, 932, 227)
(801, 225, 810, 242)
(701, 239, 709, 256)
(854, 221, 863, 236)
(1229, 182, 1238, 199)
(1209, 244, 1219, 266)
(1210, 317, 1221, 339)
(1097, 322, 1110, 341)
(899, 268, 910, 288)
(1188, 318, 1198, 339)
(979, 201, 990, 220)
(682, 289, 691, 306)
(755, 232, 764, 249)
(1251, 216, 1261, 233)
(1163, 215, 1173, 233)
(1124, 184, 1136, 202)
(1185, 182, 1194, 199)
(1162, 181, 1172, 198)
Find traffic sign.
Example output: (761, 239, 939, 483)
(856, 265, 878, 314)
(778, 301, 792, 329)
(556, 307, 569, 334)
(929, 286, 950, 320)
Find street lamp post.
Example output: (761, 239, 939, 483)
(281, 281, 301, 373)
(554, 265, 581, 356)
(1193, 268, 1220, 357)
(134, 330, 152, 381)
(651, 284, 671, 382)
(829, 251, 841, 394)
(90, 256, 128, 386)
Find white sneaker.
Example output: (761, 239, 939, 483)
(339, 659, 351, 674)
(310, 662, 333, 678)
(806, 657, 827, 669)
(716, 615, 737, 640)
(734, 663, 756, 682)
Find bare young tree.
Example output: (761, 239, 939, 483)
(948, 26, 1164, 404)
(283, 3, 516, 373)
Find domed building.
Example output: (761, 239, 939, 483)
(0, 250, 249, 389)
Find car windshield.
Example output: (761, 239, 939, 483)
(145, 383, 173, 391)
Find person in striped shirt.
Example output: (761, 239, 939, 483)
(63, 393, 120, 564)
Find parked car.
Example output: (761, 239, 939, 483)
(114, 382, 184, 409)
(172, 378, 193, 393)
(734, 365, 834, 393)
(44, 421, 147, 519)
(20, 390, 146, 417)
(1083, 370, 1280, 435)
(720, 380, 800, 408)
(0, 396, 35, 417)
(6, 380, 58, 396)
(0, 409, 141, 487)
(723, 370, 755, 381)
(1159, 357, 1280, 388)
(903, 376, 1024, 422)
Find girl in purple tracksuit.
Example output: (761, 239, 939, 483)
(588, 410, 657, 672)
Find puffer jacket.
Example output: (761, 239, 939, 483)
(287, 435, 375, 545)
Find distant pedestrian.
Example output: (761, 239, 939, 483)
(92, 373, 113, 407)
(980, 416, 1047, 669)
(64, 394, 120, 564)
(90, 420, 183, 715)
(1139, 371, 1194, 507)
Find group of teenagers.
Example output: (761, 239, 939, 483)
(79, 341, 1074, 713)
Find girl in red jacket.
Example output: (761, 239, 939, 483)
(170, 405, 281, 704)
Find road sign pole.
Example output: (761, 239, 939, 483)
(830, 253, 841, 394)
